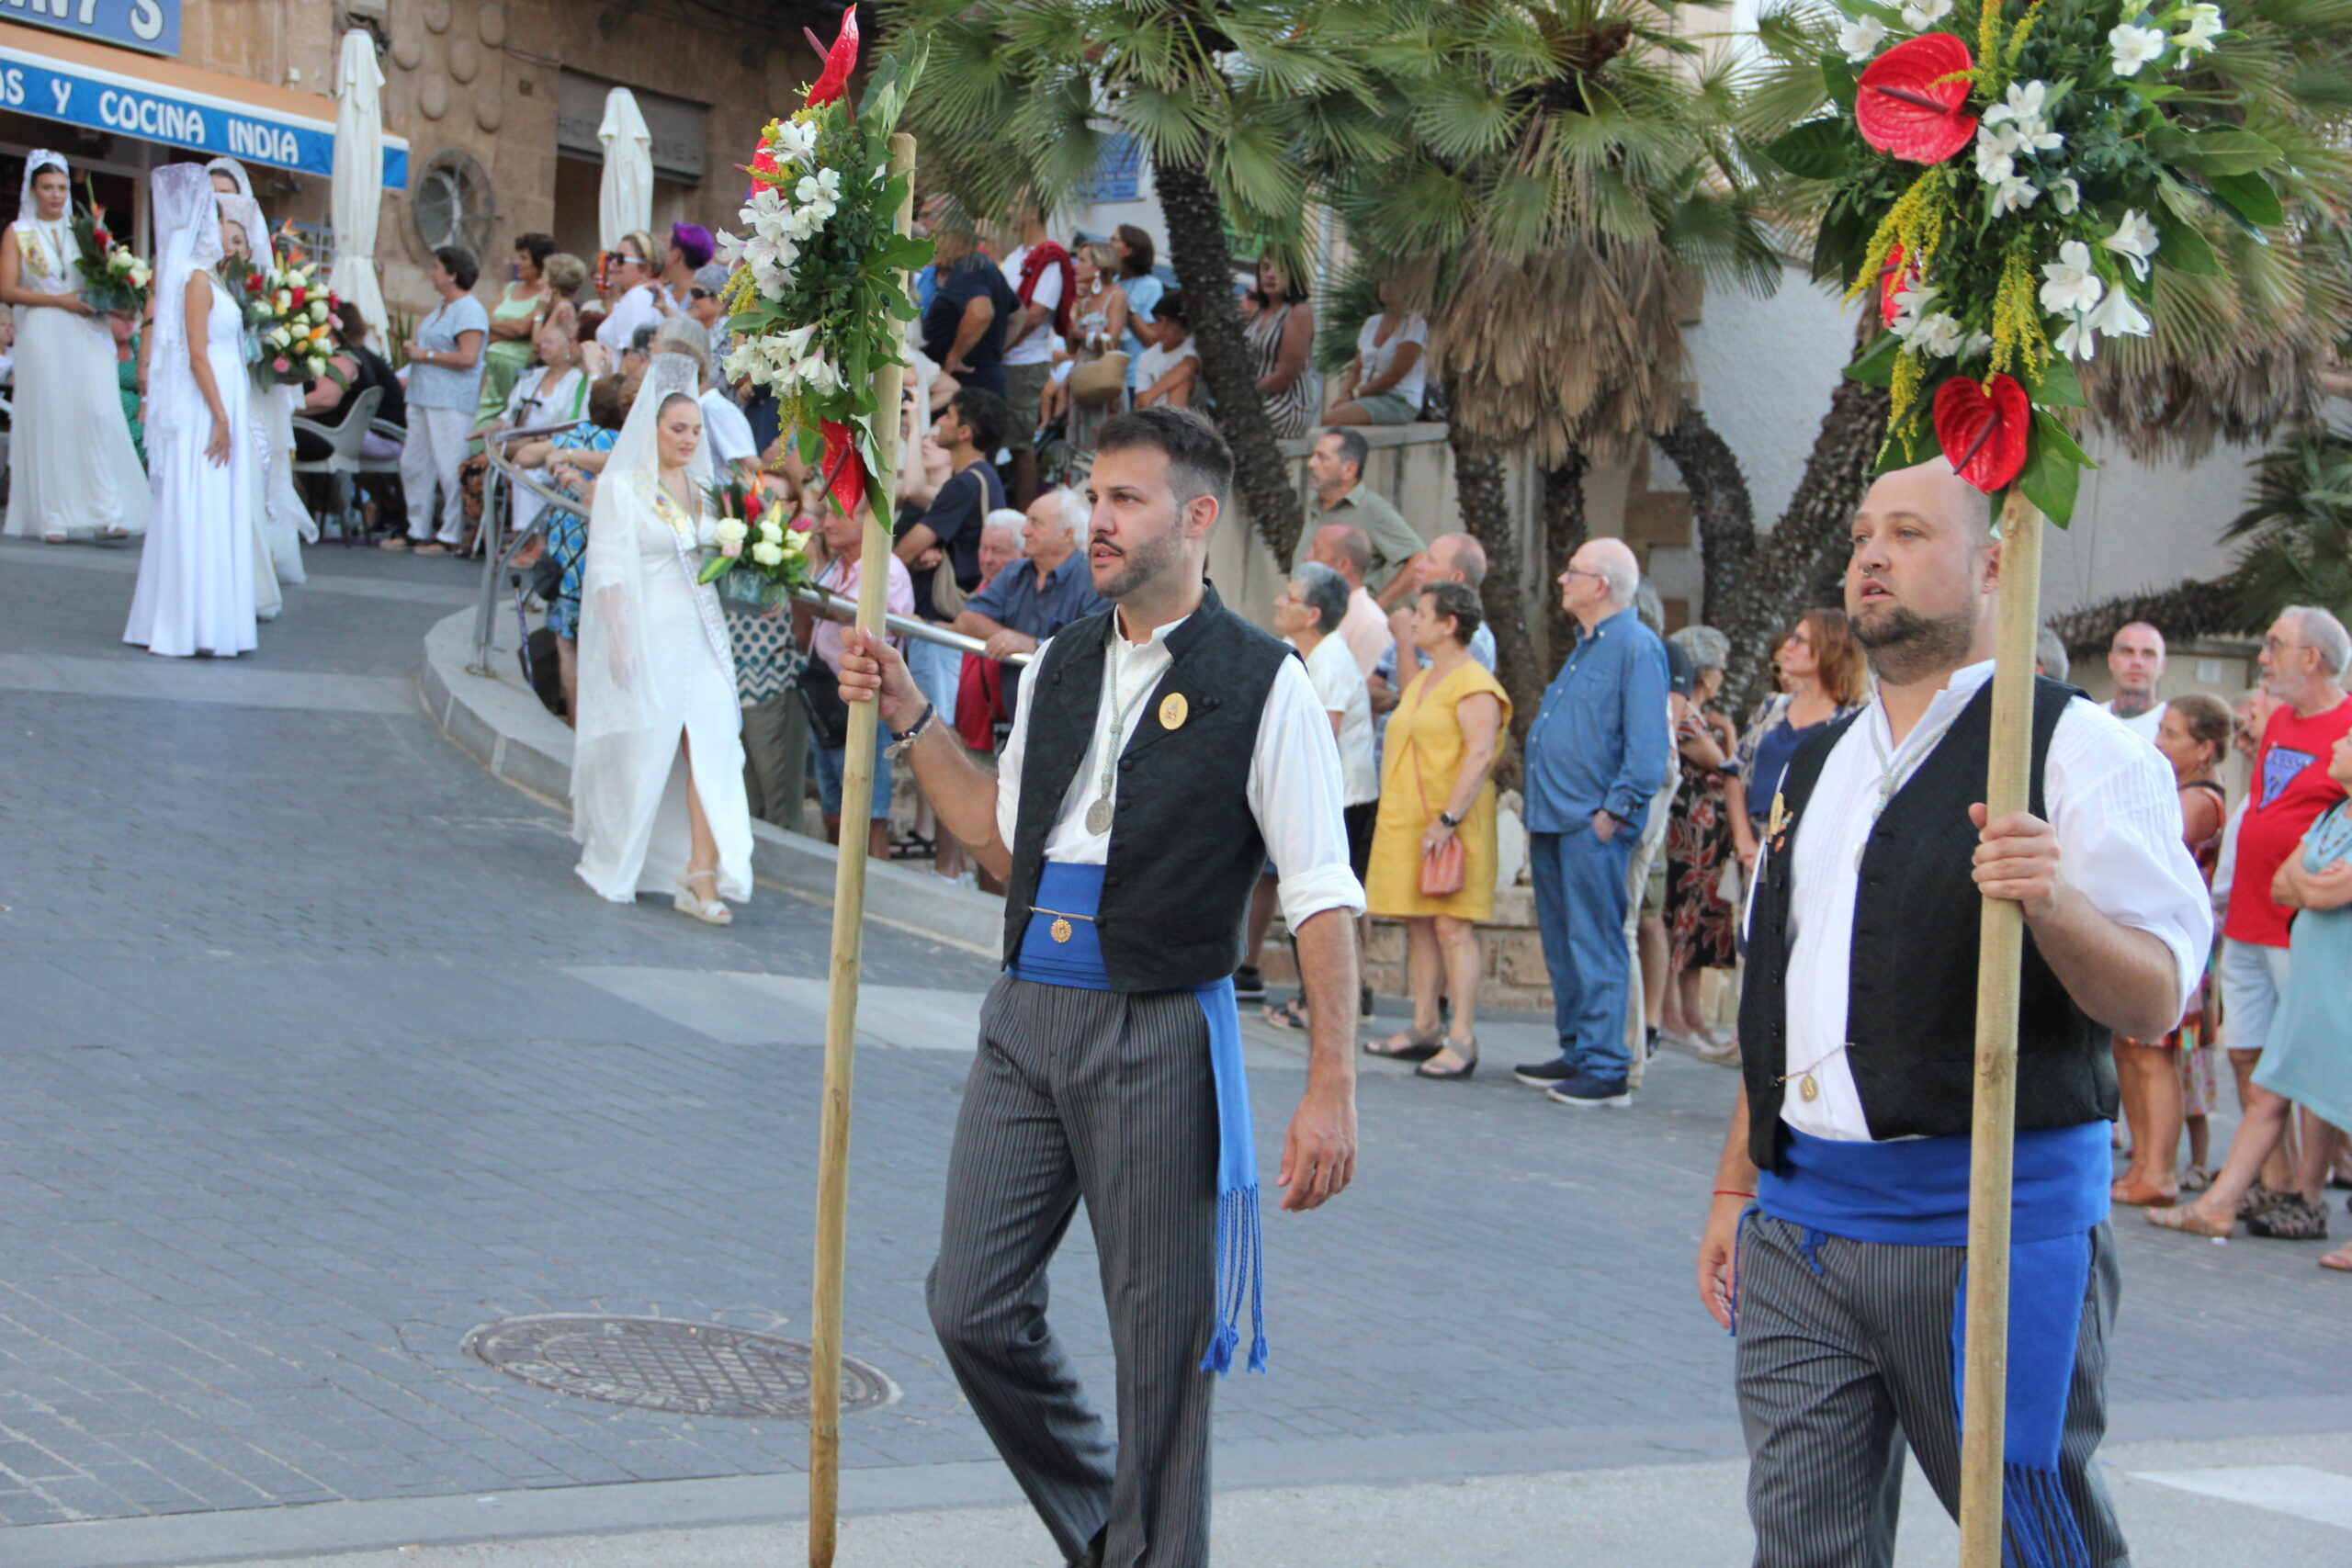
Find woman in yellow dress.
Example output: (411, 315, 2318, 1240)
(1365, 580, 1511, 1080)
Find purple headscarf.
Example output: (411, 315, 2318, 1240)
(670, 222, 715, 269)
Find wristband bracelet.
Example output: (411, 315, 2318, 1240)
(886, 701, 935, 760)
(1712, 1189, 1755, 1200)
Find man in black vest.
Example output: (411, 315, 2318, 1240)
(838, 406, 1364, 1568)
(1692, 458, 2210, 1567)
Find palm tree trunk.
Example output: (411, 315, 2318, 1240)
(1542, 451, 1589, 663)
(1715, 376, 1890, 712)
(1654, 404, 1754, 626)
(1150, 156, 1307, 563)
(1446, 413, 1543, 749)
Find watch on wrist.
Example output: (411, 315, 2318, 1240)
(1438, 810, 1460, 829)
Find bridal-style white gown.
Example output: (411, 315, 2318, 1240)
(123, 271, 255, 658)
(3, 214, 149, 540)
(571, 481, 752, 901)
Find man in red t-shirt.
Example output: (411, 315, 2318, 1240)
(2216, 606, 2352, 1198)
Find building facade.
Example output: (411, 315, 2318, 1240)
(1, 0, 830, 317)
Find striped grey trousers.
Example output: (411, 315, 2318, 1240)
(927, 975, 1220, 1568)
(1734, 1213, 2129, 1568)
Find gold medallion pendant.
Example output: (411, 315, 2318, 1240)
(1051, 918, 1074, 944)
(1159, 692, 1189, 730)
(1799, 1073, 1819, 1103)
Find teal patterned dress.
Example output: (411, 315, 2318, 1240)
(118, 333, 145, 466)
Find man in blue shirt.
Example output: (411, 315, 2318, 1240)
(952, 486, 1106, 718)
(921, 215, 1019, 399)
(1515, 537, 1671, 1107)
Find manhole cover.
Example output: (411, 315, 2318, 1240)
(462, 1315, 892, 1419)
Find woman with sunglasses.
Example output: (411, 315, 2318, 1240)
(593, 229, 662, 369)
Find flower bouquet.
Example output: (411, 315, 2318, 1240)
(71, 180, 149, 317)
(715, 6, 932, 514)
(1761, 0, 2287, 522)
(241, 233, 340, 389)
(697, 479, 817, 608)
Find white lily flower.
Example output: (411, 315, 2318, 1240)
(1991, 175, 2041, 216)
(1913, 313, 1967, 357)
(2109, 21, 2167, 75)
(1975, 143, 2018, 187)
(2051, 177, 2081, 215)
(2086, 287, 2153, 339)
(2040, 240, 2106, 315)
(1888, 285, 1937, 338)
(1838, 16, 1886, 60)
(2102, 209, 2160, 280)
(1900, 0, 1953, 28)
(2054, 315, 2098, 360)
(2176, 1, 2222, 51)
(1963, 329, 1995, 357)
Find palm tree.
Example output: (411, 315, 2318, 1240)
(1324, 0, 1779, 716)
(2222, 425, 2352, 626)
(884, 0, 1400, 564)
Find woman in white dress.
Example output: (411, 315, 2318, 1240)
(209, 167, 311, 592)
(123, 164, 255, 659)
(1, 150, 150, 542)
(571, 352, 752, 922)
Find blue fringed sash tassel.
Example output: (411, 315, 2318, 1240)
(1013, 861, 1268, 1377)
(1758, 1124, 2108, 1568)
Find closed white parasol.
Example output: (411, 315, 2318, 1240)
(597, 87, 653, 253)
(328, 29, 388, 342)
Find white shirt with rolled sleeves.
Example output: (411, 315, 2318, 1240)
(993, 613, 1367, 933)
(1770, 660, 2212, 1142)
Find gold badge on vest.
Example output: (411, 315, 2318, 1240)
(1159, 692, 1188, 730)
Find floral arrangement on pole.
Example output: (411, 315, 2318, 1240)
(1762, 0, 2285, 523)
(715, 6, 930, 517)
(70, 179, 150, 316)
(234, 224, 340, 388)
(696, 478, 816, 607)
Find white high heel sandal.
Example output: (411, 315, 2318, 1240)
(673, 869, 731, 925)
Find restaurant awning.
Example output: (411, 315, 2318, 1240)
(0, 22, 409, 187)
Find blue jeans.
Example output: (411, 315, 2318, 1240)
(1530, 826, 1635, 1083)
(904, 635, 962, 729)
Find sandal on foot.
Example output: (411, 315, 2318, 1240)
(2147, 1203, 2233, 1238)
(1263, 999, 1309, 1032)
(1416, 1039, 1477, 1080)
(673, 870, 732, 926)
(888, 831, 935, 862)
(1363, 1026, 1442, 1063)
(2110, 1175, 2177, 1208)
(2247, 1193, 2329, 1241)
(2320, 1243, 2352, 1273)
(2237, 1180, 2289, 1221)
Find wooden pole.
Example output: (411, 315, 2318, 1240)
(1956, 488, 2045, 1568)
(808, 129, 916, 1568)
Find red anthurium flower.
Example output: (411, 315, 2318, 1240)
(806, 6, 859, 108)
(1932, 374, 2030, 493)
(819, 419, 866, 515)
(1879, 243, 1920, 329)
(291, 285, 307, 308)
(1856, 34, 1977, 164)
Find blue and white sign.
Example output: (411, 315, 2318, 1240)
(5, 0, 180, 60)
(0, 40, 407, 186)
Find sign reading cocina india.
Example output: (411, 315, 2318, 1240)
(0, 41, 408, 185)
(4, 0, 179, 59)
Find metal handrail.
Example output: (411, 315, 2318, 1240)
(472, 430, 1035, 673)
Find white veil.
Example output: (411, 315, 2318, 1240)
(17, 149, 67, 224)
(213, 189, 310, 588)
(148, 164, 224, 441)
(204, 157, 254, 200)
(575, 352, 729, 751)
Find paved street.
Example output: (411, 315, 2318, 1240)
(0, 536, 2347, 1565)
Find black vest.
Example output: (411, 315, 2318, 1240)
(1740, 677, 2114, 1173)
(1001, 582, 1295, 991)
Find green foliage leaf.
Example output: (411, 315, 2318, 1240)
(860, 38, 930, 134)
(2018, 413, 2092, 527)
(2207, 170, 2287, 228)
(2181, 126, 2285, 176)
(1822, 57, 1858, 111)
(1759, 118, 1853, 181)
(1844, 330, 1901, 388)
(2148, 199, 2222, 276)
(2022, 353, 2086, 410)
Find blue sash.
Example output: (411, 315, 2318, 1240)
(1012, 862, 1267, 1376)
(1758, 1123, 2108, 1568)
